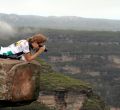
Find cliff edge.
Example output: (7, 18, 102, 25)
(37, 58, 109, 110)
(0, 58, 109, 110)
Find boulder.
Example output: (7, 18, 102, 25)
(0, 58, 40, 106)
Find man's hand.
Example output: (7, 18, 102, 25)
(38, 45, 46, 52)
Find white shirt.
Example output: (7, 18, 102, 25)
(0, 39, 30, 56)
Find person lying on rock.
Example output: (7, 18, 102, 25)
(0, 33, 47, 61)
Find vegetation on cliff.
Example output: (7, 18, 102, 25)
(40, 72, 91, 91)
(36, 58, 91, 91)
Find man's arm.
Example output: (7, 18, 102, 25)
(24, 46, 45, 61)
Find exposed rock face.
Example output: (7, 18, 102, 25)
(0, 59, 40, 106)
(38, 90, 89, 110)
(38, 90, 109, 110)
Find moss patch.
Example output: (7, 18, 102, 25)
(40, 72, 91, 92)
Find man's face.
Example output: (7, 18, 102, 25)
(32, 42, 40, 49)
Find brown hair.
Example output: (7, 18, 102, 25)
(28, 33, 47, 43)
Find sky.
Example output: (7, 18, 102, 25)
(0, 0, 120, 20)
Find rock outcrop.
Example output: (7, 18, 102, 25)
(37, 88, 108, 110)
(0, 58, 40, 106)
(38, 90, 88, 110)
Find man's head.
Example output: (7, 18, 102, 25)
(28, 33, 48, 50)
